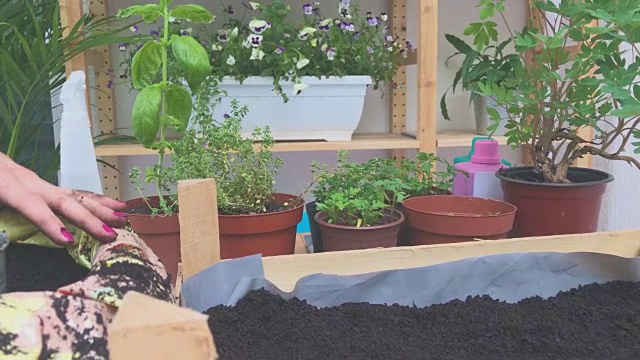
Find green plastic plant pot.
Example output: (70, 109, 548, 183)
(453, 136, 512, 166)
(0, 232, 8, 294)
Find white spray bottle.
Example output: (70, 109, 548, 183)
(59, 71, 103, 194)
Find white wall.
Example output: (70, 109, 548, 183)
(106, 0, 639, 231)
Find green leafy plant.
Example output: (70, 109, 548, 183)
(0, 0, 135, 183)
(167, 77, 303, 215)
(117, 0, 214, 215)
(440, 0, 522, 123)
(474, 0, 640, 183)
(372, 152, 457, 200)
(311, 150, 407, 227)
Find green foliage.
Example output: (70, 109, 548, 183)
(312, 151, 456, 227)
(0, 0, 135, 182)
(473, 0, 640, 183)
(132, 0, 411, 103)
(440, 0, 522, 122)
(118, 0, 213, 215)
(168, 80, 289, 215)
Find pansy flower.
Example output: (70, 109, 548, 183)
(251, 48, 266, 60)
(118, 43, 128, 52)
(298, 27, 317, 40)
(275, 46, 285, 54)
(303, 3, 313, 15)
(150, 29, 160, 37)
(249, 19, 269, 34)
(107, 80, 114, 89)
(247, 34, 263, 47)
(325, 48, 336, 61)
(318, 18, 332, 31)
(212, 43, 222, 51)
(227, 55, 236, 65)
(249, 2, 261, 10)
(296, 58, 310, 69)
(380, 13, 388, 22)
(217, 30, 229, 42)
(180, 28, 193, 36)
(367, 16, 379, 27)
(294, 82, 308, 95)
(129, 25, 139, 32)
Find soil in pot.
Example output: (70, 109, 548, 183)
(305, 201, 324, 253)
(205, 280, 640, 360)
(126, 196, 180, 285)
(497, 166, 614, 237)
(314, 209, 404, 252)
(402, 195, 516, 245)
(5, 243, 88, 293)
(219, 193, 304, 259)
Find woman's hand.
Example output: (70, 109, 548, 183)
(0, 153, 128, 245)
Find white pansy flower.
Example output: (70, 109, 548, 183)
(226, 55, 236, 65)
(249, 19, 269, 34)
(231, 27, 239, 36)
(250, 48, 266, 60)
(294, 82, 308, 95)
(249, 2, 260, 10)
(296, 58, 310, 69)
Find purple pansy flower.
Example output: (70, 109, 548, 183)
(150, 29, 160, 37)
(325, 48, 336, 61)
(118, 43, 128, 52)
(107, 80, 114, 89)
(367, 16, 379, 27)
(218, 31, 229, 42)
(275, 46, 285, 54)
(303, 3, 313, 15)
(248, 34, 263, 47)
(129, 25, 139, 32)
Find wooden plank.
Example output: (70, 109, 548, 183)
(262, 230, 640, 292)
(88, 0, 121, 199)
(178, 179, 220, 281)
(391, 0, 408, 162)
(417, 0, 438, 155)
(94, 133, 421, 156)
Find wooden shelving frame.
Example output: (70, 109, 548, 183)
(59, 0, 580, 200)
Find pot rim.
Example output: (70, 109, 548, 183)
(314, 208, 405, 230)
(127, 193, 304, 219)
(496, 166, 614, 187)
(402, 195, 517, 218)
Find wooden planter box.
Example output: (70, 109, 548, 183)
(108, 179, 640, 360)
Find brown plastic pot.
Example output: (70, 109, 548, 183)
(314, 209, 405, 252)
(496, 166, 614, 238)
(126, 197, 180, 285)
(403, 195, 517, 245)
(396, 189, 453, 246)
(219, 193, 304, 259)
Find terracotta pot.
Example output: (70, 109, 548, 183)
(402, 195, 517, 245)
(0, 232, 8, 294)
(315, 209, 405, 252)
(305, 201, 324, 253)
(126, 197, 180, 285)
(219, 193, 304, 259)
(496, 166, 614, 238)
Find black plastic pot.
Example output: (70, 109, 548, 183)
(0, 232, 8, 294)
(305, 201, 324, 253)
(496, 166, 614, 237)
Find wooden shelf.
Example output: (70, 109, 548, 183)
(94, 131, 510, 157)
(94, 133, 421, 157)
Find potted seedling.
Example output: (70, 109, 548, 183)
(116, 0, 214, 282)
(168, 91, 304, 259)
(311, 151, 406, 252)
(440, 4, 522, 136)
(474, 0, 640, 237)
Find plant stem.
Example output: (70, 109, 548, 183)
(156, 7, 171, 214)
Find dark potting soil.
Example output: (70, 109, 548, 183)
(206, 281, 640, 360)
(5, 243, 89, 293)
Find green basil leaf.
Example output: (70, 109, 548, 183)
(132, 86, 162, 147)
(171, 34, 212, 90)
(170, 5, 214, 24)
(117, 5, 163, 23)
(131, 41, 163, 90)
(166, 83, 193, 131)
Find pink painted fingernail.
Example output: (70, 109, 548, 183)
(114, 211, 128, 218)
(103, 224, 117, 235)
(60, 228, 75, 244)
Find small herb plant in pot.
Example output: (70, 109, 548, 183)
(116, 0, 214, 282)
(169, 93, 304, 259)
(440, 6, 522, 136)
(473, 0, 639, 237)
(311, 151, 406, 252)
